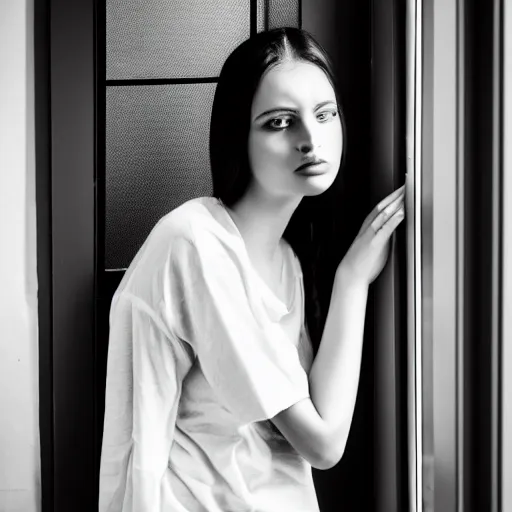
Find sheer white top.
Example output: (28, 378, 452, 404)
(98, 197, 319, 512)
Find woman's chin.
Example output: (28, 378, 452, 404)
(299, 172, 338, 196)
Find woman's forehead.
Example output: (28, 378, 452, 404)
(251, 61, 336, 114)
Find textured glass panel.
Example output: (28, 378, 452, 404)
(105, 84, 215, 269)
(107, 0, 250, 80)
(267, 0, 300, 29)
(257, 0, 266, 33)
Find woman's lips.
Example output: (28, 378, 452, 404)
(295, 160, 328, 175)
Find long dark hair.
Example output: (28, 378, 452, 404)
(209, 27, 347, 352)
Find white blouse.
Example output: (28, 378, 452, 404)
(98, 196, 319, 512)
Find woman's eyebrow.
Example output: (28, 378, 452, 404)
(254, 107, 297, 121)
(314, 100, 337, 110)
(254, 100, 338, 121)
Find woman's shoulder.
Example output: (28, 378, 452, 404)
(118, 196, 240, 296)
(154, 196, 240, 251)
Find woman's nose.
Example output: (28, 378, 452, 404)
(297, 141, 314, 154)
(295, 120, 320, 154)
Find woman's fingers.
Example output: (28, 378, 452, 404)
(372, 202, 405, 246)
(360, 184, 405, 233)
(369, 192, 404, 234)
(374, 185, 405, 216)
(339, 187, 405, 285)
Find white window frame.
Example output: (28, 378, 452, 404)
(502, 0, 511, 509)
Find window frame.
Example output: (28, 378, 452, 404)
(419, 0, 505, 510)
(503, 0, 512, 505)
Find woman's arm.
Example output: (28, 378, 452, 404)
(272, 185, 405, 470)
(273, 271, 368, 469)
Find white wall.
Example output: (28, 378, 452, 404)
(0, 0, 41, 510)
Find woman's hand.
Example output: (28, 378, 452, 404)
(336, 184, 405, 287)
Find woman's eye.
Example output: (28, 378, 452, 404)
(317, 109, 338, 122)
(266, 117, 292, 130)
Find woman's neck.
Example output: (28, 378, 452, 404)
(227, 187, 302, 263)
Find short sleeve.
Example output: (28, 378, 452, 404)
(162, 234, 310, 425)
(99, 294, 194, 512)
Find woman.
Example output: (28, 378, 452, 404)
(99, 27, 405, 512)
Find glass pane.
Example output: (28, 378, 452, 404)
(106, 0, 250, 79)
(267, 0, 300, 29)
(105, 83, 215, 269)
(257, 0, 266, 32)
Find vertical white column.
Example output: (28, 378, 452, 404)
(430, 0, 460, 509)
(502, 0, 512, 508)
(405, 0, 423, 509)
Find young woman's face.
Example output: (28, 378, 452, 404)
(247, 59, 343, 200)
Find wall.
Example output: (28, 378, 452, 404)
(0, 0, 41, 511)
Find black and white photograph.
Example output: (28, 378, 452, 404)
(0, 0, 511, 511)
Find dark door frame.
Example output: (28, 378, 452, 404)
(35, 0, 407, 510)
(35, 0, 97, 510)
